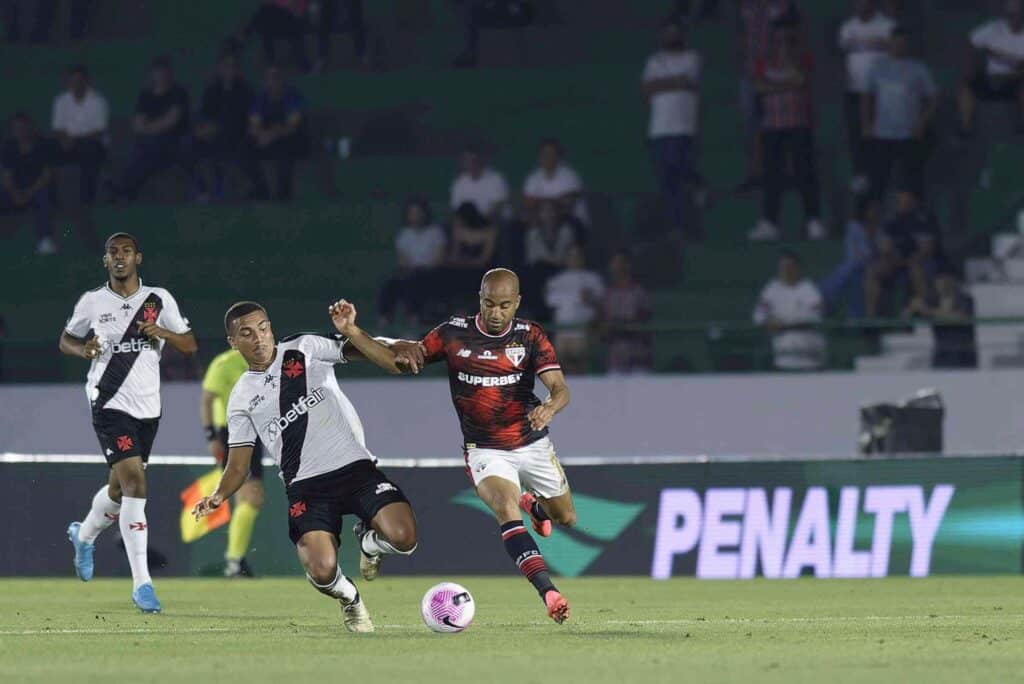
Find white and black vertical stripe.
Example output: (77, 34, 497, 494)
(93, 293, 162, 412)
(279, 348, 308, 485)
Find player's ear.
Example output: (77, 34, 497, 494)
(226, 335, 237, 350)
(135, 252, 143, 265)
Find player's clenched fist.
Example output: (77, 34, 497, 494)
(83, 335, 103, 360)
(329, 299, 357, 335)
(192, 493, 224, 520)
(392, 340, 427, 374)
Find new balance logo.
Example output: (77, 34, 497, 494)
(116, 435, 134, 452)
(289, 501, 307, 518)
(375, 482, 396, 495)
(129, 522, 147, 531)
(457, 349, 472, 358)
(276, 388, 326, 430)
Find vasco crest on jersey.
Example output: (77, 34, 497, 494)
(504, 343, 526, 368)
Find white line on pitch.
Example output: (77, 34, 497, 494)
(0, 627, 237, 636)
(603, 615, 984, 625)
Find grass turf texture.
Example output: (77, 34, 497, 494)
(1, 577, 1022, 683)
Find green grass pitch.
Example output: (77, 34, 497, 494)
(1, 576, 1022, 683)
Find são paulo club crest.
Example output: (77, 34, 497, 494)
(504, 343, 526, 368)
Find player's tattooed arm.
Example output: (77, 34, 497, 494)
(529, 370, 570, 431)
(329, 299, 421, 374)
(193, 445, 254, 519)
(59, 330, 103, 360)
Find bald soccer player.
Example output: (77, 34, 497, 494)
(418, 269, 576, 624)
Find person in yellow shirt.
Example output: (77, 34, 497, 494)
(200, 348, 262, 577)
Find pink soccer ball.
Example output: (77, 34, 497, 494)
(421, 582, 476, 633)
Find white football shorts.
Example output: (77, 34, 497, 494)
(464, 437, 569, 499)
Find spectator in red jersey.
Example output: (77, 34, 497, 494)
(602, 250, 653, 374)
(735, 0, 802, 191)
(748, 19, 825, 242)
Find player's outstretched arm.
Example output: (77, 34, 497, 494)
(343, 338, 426, 373)
(193, 445, 254, 519)
(59, 330, 102, 360)
(528, 370, 571, 432)
(328, 299, 421, 374)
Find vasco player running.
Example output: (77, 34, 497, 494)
(421, 268, 575, 624)
(192, 300, 423, 632)
(62, 233, 197, 613)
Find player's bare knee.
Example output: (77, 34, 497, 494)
(305, 557, 338, 586)
(555, 510, 577, 528)
(386, 526, 418, 553)
(118, 471, 146, 498)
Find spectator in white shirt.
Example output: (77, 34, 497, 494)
(838, 0, 894, 192)
(377, 198, 447, 326)
(753, 251, 826, 370)
(958, 0, 1024, 134)
(545, 244, 604, 374)
(523, 200, 576, 319)
(522, 138, 589, 226)
(525, 200, 575, 269)
(642, 15, 703, 240)
(51, 64, 108, 206)
(449, 145, 509, 220)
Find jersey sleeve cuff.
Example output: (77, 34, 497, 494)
(227, 441, 256, 448)
(537, 364, 562, 375)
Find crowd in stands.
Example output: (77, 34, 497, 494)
(4, 0, 1018, 374)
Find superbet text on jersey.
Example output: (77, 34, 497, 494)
(422, 314, 561, 450)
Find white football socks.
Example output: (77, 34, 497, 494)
(360, 529, 416, 556)
(79, 485, 121, 544)
(307, 566, 358, 603)
(119, 496, 152, 590)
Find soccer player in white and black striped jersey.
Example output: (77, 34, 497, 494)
(60, 233, 197, 613)
(192, 299, 424, 633)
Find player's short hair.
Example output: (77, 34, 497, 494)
(224, 301, 268, 335)
(67, 63, 89, 78)
(104, 232, 140, 252)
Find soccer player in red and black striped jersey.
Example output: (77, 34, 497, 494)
(420, 268, 575, 624)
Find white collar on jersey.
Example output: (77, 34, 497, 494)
(104, 278, 145, 301)
(474, 313, 513, 338)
